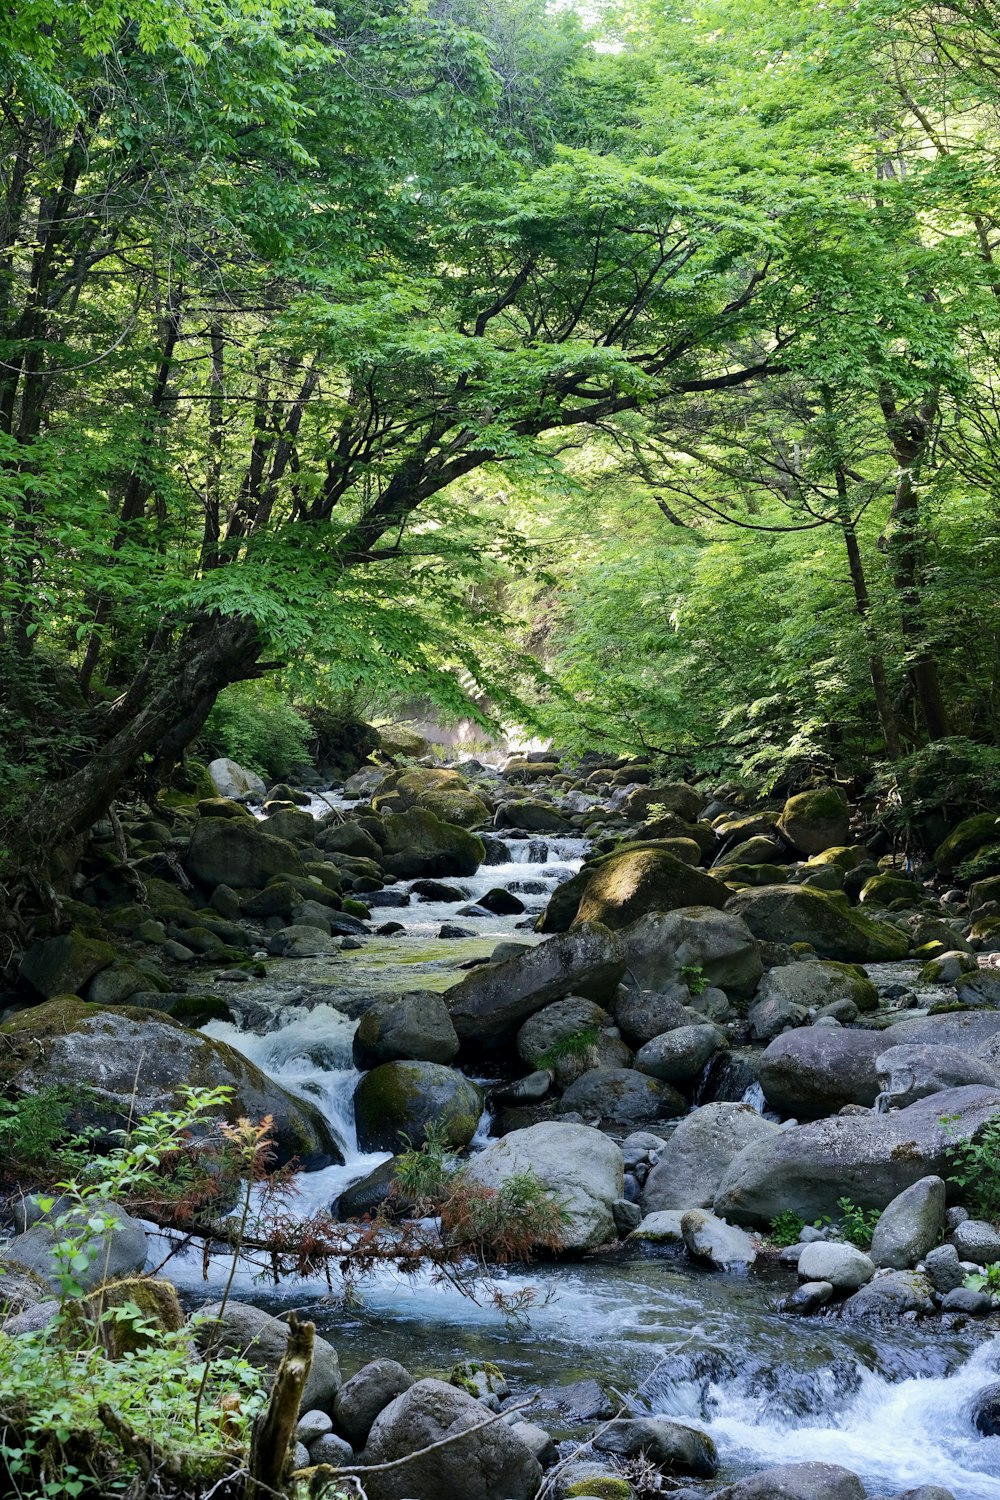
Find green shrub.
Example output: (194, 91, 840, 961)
(874, 738, 1000, 845)
(943, 1113, 1000, 1222)
(836, 1197, 880, 1250)
(0, 1088, 93, 1186)
(768, 1210, 805, 1248)
(199, 681, 312, 780)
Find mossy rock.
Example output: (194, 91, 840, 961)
(169, 994, 234, 1025)
(725, 885, 908, 962)
(804, 844, 874, 873)
(566, 1479, 633, 1500)
(160, 757, 217, 807)
(72, 1277, 184, 1356)
(380, 807, 485, 879)
(859, 872, 920, 907)
(572, 846, 729, 930)
(19, 929, 116, 1000)
(777, 786, 850, 855)
(186, 817, 306, 890)
(957, 842, 1000, 886)
(720, 863, 788, 887)
(353, 1061, 483, 1153)
(418, 787, 491, 828)
(935, 813, 1000, 877)
(342, 897, 371, 919)
(196, 797, 255, 821)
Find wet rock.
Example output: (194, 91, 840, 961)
(747, 994, 808, 1043)
(464, 1122, 623, 1250)
(934, 813, 1000, 877)
(630, 1210, 687, 1242)
(309, 1432, 353, 1465)
(753, 959, 878, 1015)
(572, 847, 729, 929)
(207, 757, 266, 800)
(957, 969, 1000, 1008)
(758, 1028, 885, 1118)
(635, 1024, 726, 1086)
(681, 1209, 757, 1270)
(611, 985, 702, 1046)
(194, 1300, 341, 1413)
(971, 1382, 1000, 1435)
(507, 1421, 557, 1467)
(874, 1044, 1000, 1108)
(641, 1103, 780, 1213)
(353, 1061, 483, 1152)
(444, 923, 625, 1047)
(0, 998, 338, 1168)
(361, 1377, 541, 1500)
(924, 1243, 964, 1294)
(714, 1086, 1000, 1227)
(558, 1066, 685, 1124)
(594, 1416, 717, 1477)
(725, 885, 908, 962)
(491, 1070, 551, 1105)
(379, 807, 485, 879)
(296, 1410, 333, 1446)
(869, 1176, 946, 1269)
(940, 1286, 992, 1315)
(778, 1280, 834, 1315)
(951, 1218, 1000, 1265)
(618, 907, 762, 998)
(479, 887, 526, 915)
(715, 1461, 866, 1500)
(186, 816, 305, 889)
(796, 1241, 875, 1291)
(840, 1270, 935, 1320)
(353, 992, 459, 1068)
(334, 1359, 415, 1447)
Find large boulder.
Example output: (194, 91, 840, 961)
(572, 848, 729, 929)
(612, 985, 702, 1046)
(886, 1010, 1000, 1051)
(619, 907, 762, 998)
(751, 960, 878, 1015)
(758, 1028, 886, 1117)
(934, 812, 1000, 877)
(635, 1024, 726, 1086)
(714, 1086, 1000, 1226)
(207, 757, 267, 800)
(0, 999, 338, 1168)
(715, 1462, 866, 1500)
(641, 1103, 781, 1213)
(19, 930, 116, 1000)
(186, 816, 305, 889)
(6, 1202, 148, 1293)
(194, 1300, 341, 1414)
(353, 1062, 483, 1152)
(869, 1176, 946, 1269)
(725, 886, 908, 962)
(681, 1209, 757, 1270)
(444, 924, 625, 1047)
(333, 1359, 415, 1447)
(622, 782, 702, 823)
(361, 1378, 541, 1500)
(495, 798, 571, 833)
(353, 992, 460, 1068)
(875, 1044, 1000, 1108)
(516, 996, 610, 1067)
(557, 1065, 685, 1124)
(777, 788, 850, 855)
(380, 808, 484, 878)
(593, 1416, 717, 1477)
(464, 1122, 623, 1250)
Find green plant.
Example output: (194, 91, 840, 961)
(199, 681, 313, 781)
(836, 1198, 880, 1250)
(680, 963, 709, 997)
(943, 1113, 1000, 1222)
(0, 1088, 93, 1185)
(768, 1210, 806, 1248)
(534, 1027, 601, 1070)
(964, 1262, 1000, 1295)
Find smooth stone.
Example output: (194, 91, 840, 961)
(796, 1241, 875, 1291)
(630, 1210, 687, 1243)
(869, 1176, 946, 1270)
(940, 1287, 992, 1315)
(951, 1219, 1000, 1266)
(778, 1280, 834, 1315)
(715, 1461, 866, 1500)
(924, 1244, 964, 1294)
(681, 1209, 757, 1270)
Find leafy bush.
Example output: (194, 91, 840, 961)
(0, 1088, 93, 1187)
(836, 1198, 880, 1250)
(768, 1210, 805, 1248)
(943, 1113, 1000, 1222)
(198, 681, 312, 780)
(874, 738, 1000, 845)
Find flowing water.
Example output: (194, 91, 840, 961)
(166, 821, 1000, 1496)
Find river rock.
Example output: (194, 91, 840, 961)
(840, 1269, 935, 1320)
(516, 996, 610, 1066)
(186, 815, 305, 889)
(207, 757, 267, 800)
(715, 1462, 866, 1500)
(268, 925, 342, 957)
(444, 923, 625, 1047)
(0, 998, 338, 1168)
(572, 846, 730, 930)
(5, 1202, 148, 1293)
(319, 821, 383, 860)
(361, 1377, 541, 1500)
(353, 992, 459, 1067)
(779, 1280, 834, 1315)
(971, 1382, 1000, 1436)
(618, 907, 762, 998)
(296, 1409, 333, 1446)
(778, 788, 851, 855)
(334, 1359, 415, 1447)
(941, 1286, 992, 1314)
(353, 1061, 483, 1152)
(681, 1209, 757, 1269)
(19, 930, 117, 1000)
(635, 1024, 726, 1085)
(611, 984, 702, 1045)
(714, 1086, 1000, 1226)
(747, 994, 808, 1042)
(725, 886, 908, 962)
(194, 1300, 341, 1413)
(874, 1044, 1000, 1108)
(464, 1122, 623, 1250)
(558, 1066, 685, 1124)
(753, 959, 878, 1015)
(923, 1243, 964, 1293)
(885, 1011, 1000, 1052)
(641, 1103, 781, 1212)
(379, 807, 484, 878)
(869, 1176, 946, 1269)
(796, 1241, 874, 1290)
(593, 1416, 717, 1476)
(935, 812, 1000, 876)
(758, 1028, 885, 1117)
(950, 1218, 1000, 1265)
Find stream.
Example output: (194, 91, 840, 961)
(160, 822, 1000, 1498)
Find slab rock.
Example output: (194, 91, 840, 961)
(361, 1377, 541, 1500)
(715, 1462, 866, 1500)
(725, 885, 908, 963)
(641, 1102, 780, 1213)
(444, 923, 625, 1047)
(714, 1085, 1000, 1227)
(464, 1122, 623, 1250)
(875, 1044, 1000, 1109)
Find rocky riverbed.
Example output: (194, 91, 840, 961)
(5, 750, 1000, 1498)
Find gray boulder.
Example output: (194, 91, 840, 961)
(353, 1062, 483, 1153)
(681, 1209, 757, 1270)
(747, 994, 808, 1043)
(840, 1270, 935, 1320)
(593, 1416, 717, 1476)
(641, 1103, 781, 1213)
(725, 885, 908, 962)
(951, 1218, 1000, 1265)
(558, 1066, 685, 1124)
(19, 930, 116, 1000)
(619, 907, 762, 998)
(887, 1011, 1000, 1051)
(516, 996, 610, 1067)
(6, 1203, 147, 1293)
(186, 816, 305, 889)
(612, 985, 703, 1045)
(869, 1176, 946, 1269)
(796, 1241, 875, 1291)
(714, 1086, 1000, 1226)
(353, 992, 459, 1068)
(923, 1243, 964, 1293)
(715, 1462, 866, 1500)
(758, 1028, 885, 1117)
(752, 960, 878, 1014)
(333, 1359, 414, 1447)
(875, 1044, 1000, 1108)
(361, 1378, 541, 1500)
(444, 923, 625, 1046)
(464, 1122, 623, 1250)
(194, 1300, 341, 1413)
(207, 757, 267, 800)
(635, 1024, 726, 1086)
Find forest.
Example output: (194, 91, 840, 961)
(4, 0, 1000, 1498)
